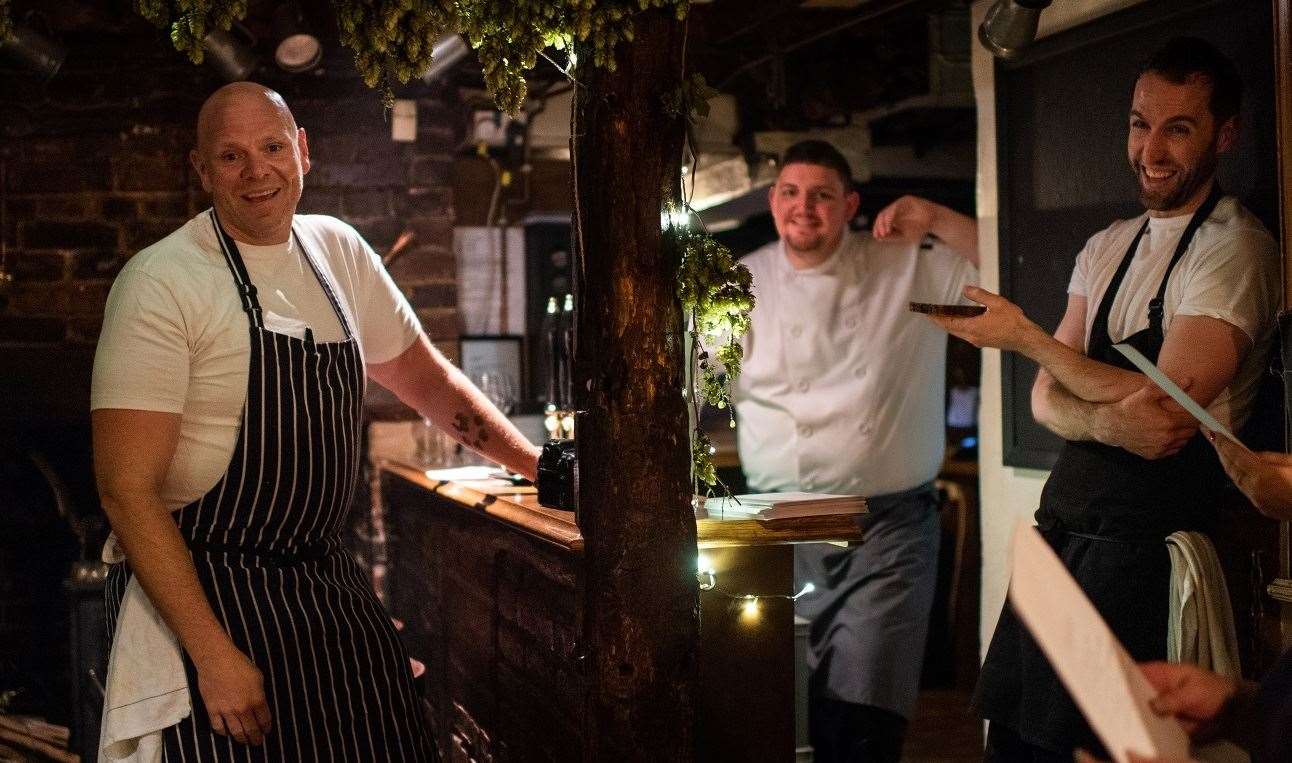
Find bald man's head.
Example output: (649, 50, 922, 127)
(196, 82, 297, 153)
(190, 81, 311, 245)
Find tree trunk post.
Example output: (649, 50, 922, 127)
(571, 8, 698, 762)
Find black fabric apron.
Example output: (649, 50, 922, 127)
(106, 211, 434, 761)
(976, 186, 1226, 755)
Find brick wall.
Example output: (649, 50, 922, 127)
(0, 22, 464, 373)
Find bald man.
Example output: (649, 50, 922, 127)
(92, 82, 538, 761)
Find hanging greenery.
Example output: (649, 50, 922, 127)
(134, 0, 249, 64)
(0, 0, 13, 44)
(135, 1, 687, 111)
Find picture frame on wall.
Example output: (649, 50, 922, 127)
(459, 334, 525, 415)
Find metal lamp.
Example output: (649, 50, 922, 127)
(0, 24, 67, 80)
(421, 34, 470, 84)
(203, 27, 259, 81)
(978, 0, 1052, 60)
(272, 2, 322, 74)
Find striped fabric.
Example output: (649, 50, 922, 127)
(107, 211, 434, 761)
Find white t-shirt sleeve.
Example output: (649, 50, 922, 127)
(1067, 234, 1097, 298)
(919, 240, 978, 304)
(91, 267, 190, 413)
(1174, 227, 1279, 343)
(349, 229, 422, 365)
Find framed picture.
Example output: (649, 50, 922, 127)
(459, 334, 525, 415)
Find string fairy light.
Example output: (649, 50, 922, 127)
(695, 554, 817, 624)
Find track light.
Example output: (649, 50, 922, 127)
(203, 27, 259, 81)
(0, 24, 67, 80)
(978, 0, 1052, 60)
(421, 34, 470, 84)
(272, 2, 322, 74)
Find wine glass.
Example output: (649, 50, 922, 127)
(474, 371, 517, 416)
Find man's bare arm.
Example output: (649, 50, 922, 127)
(367, 334, 541, 480)
(93, 408, 271, 745)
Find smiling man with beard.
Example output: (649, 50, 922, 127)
(731, 140, 979, 762)
(921, 37, 1279, 760)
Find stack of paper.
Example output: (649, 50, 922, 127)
(702, 492, 867, 520)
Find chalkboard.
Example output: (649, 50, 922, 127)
(996, 0, 1279, 469)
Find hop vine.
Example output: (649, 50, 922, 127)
(127, 2, 690, 112)
(0, 0, 13, 44)
(134, 0, 250, 65)
(675, 223, 755, 491)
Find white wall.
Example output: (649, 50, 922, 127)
(973, 0, 1148, 661)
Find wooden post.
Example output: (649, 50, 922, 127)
(571, 9, 698, 761)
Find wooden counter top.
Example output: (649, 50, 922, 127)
(380, 460, 864, 552)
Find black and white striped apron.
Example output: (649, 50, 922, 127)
(106, 210, 434, 761)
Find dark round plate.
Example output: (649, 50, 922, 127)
(909, 302, 987, 317)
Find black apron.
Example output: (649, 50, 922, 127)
(977, 186, 1226, 755)
(106, 211, 434, 761)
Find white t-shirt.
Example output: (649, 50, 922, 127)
(92, 211, 422, 511)
(1067, 196, 1279, 430)
(732, 232, 978, 497)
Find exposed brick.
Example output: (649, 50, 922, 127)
(410, 156, 452, 188)
(298, 187, 344, 217)
(4, 283, 70, 316)
(72, 250, 125, 280)
(141, 195, 189, 219)
(0, 316, 67, 343)
(416, 307, 459, 341)
(67, 315, 104, 344)
(113, 151, 189, 192)
(13, 252, 69, 282)
(68, 281, 113, 316)
(21, 221, 119, 250)
(400, 187, 454, 218)
(388, 246, 455, 282)
(37, 196, 94, 220)
(353, 218, 405, 253)
(308, 153, 407, 187)
(409, 282, 457, 310)
(8, 159, 112, 193)
(101, 196, 138, 221)
(125, 220, 183, 252)
(343, 188, 392, 219)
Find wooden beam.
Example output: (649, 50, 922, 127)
(571, 8, 699, 761)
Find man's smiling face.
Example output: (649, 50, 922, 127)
(191, 85, 310, 245)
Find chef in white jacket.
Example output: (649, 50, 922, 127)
(731, 139, 978, 762)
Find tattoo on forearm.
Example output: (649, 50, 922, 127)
(452, 411, 490, 450)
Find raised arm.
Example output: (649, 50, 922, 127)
(367, 334, 542, 480)
(93, 408, 271, 746)
(872, 195, 979, 267)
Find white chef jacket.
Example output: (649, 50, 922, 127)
(733, 231, 977, 497)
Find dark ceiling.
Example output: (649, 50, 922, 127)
(4, 0, 967, 136)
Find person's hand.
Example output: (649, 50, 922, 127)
(923, 285, 1038, 352)
(195, 647, 272, 745)
(1208, 431, 1292, 520)
(1095, 382, 1196, 459)
(873, 195, 941, 244)
(1138, 661, 1237, 736)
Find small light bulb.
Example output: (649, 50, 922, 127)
(741, 595, 760, 619)
(708, 445, 716, 455)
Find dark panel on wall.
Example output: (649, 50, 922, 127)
(995, 0, 1278, 468)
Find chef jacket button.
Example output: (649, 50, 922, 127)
(798, 425, 813, 438)
(844, 317, 858, 330)
(796, 380, 810, 393)
(854, 366, 866, 378)
(859, 422, 874, 435)
(790, 325, 803, 338)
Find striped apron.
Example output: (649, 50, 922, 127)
(106, 211, 434, 761)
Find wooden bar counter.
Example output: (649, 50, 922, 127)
(379, 461, 863, 761)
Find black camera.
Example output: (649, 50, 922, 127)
(536, 439, 577, 511)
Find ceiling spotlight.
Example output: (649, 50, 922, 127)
(0, 24, 67, 80)
(421, 34, 470, 84)
(978, 0, 1052, 60)
(203, 27, 259, 81)
(272, 3, 322, 73)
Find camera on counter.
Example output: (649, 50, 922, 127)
(537, 438, 577, 511)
